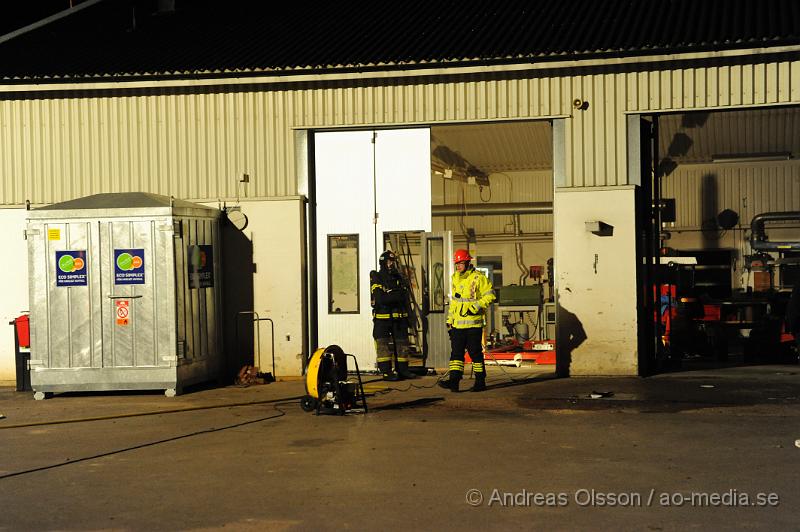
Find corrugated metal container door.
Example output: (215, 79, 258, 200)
(28, 220, 103, 369)
(100, 219, 170, 368)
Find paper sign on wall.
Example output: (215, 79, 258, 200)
(114, 249, 145, 285)
(115, 299, 130, 326)
(188, 245, 214, 289)
(56, 250, 87, 287)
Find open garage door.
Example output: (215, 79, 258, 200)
(429, 120, 557, 377)
(642, 107, 800, 372)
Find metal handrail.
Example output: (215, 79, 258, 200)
(234, 311, 276, 377)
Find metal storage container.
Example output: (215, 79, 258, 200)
(26, 193, 223, 399)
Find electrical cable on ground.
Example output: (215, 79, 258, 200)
(0, 401, 296, 481)
(0, 395, 305, 430)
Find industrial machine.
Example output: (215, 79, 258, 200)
(657, 211, 800, 365)
(301, 345, 368, 415)
(495, 283, 545, 342)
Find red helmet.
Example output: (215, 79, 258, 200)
(453, 249, 473, 263)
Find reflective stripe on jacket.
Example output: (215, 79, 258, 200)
(447, 268, 495, 329)
(371, 269, 408, 321)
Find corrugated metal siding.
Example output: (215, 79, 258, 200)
(0, 90, 297, 204)
(563, 59, 800, 187)
(4, 58, 800, 204)
(658, 107, 800, 163)
(660, 162, 800, 228)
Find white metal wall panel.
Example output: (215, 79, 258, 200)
(3, 58, 800, 205)
(660, 162, 800, 229)
(374, 129, 432, 235)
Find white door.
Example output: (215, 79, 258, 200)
(421, 231, 453, 368)
(314, 128, 431, 371)
(314, 131, 376, 369)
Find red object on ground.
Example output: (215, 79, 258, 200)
(779, 322, 796, 344)
(465, 340, 556, 365)
(14, 315, 30, 348)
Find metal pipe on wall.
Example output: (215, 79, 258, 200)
(431, 202, 553, 217)
(750, 211, 800, 251)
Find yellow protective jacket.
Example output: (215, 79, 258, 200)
(447, 267, 496, 329)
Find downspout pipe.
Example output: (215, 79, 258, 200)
(750, 211, 800, 251)
(432, 202, 553, 217)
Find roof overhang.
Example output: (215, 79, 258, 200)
(2, 44, 799, 94)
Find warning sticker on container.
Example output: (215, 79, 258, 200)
(114, 249, 145, 285)
(115, 300, 129, 326)
(188, 245, 214, 289)
(47, 229, 61, 241)
(56, 250, 87, 287)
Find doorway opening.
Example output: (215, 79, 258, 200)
(640, 107, 800, 374)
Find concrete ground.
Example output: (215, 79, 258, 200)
(0, 363, 798, 531)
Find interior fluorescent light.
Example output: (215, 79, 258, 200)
(711, 152, 792, 163)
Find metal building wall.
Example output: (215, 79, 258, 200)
(438, 170, 554, 235)
(660, 161, 800, 229)
(0, 91, 299, 204)
(2, 58, 800, 205)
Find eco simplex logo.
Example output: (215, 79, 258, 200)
(116, 252, 143, 271)
(58, 253, 85, 273)
(114, 249, 145, 285)
(56, 250, 88, 287)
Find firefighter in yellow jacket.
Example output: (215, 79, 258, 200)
(439, 249, 496, 392)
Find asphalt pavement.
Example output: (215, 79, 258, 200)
(0, 363, 798, 530)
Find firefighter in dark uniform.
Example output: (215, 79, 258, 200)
(439, 248, 496, 392)
(371, 250, 418, 381)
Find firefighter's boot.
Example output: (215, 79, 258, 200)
(470, 372, 487, 392)
(437, 370, 462, 392)
(378, 361, 400, 382)
(396, 360, 418, 379)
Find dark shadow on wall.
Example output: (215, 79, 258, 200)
(658, 132, 694, 178)
(700, 173, 720, 248)
(680, 112, 709, 129)
(555, 303, 587, 377)
(220, 214, 255, 384)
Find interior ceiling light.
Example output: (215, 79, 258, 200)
(711, 152, 792, 163)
